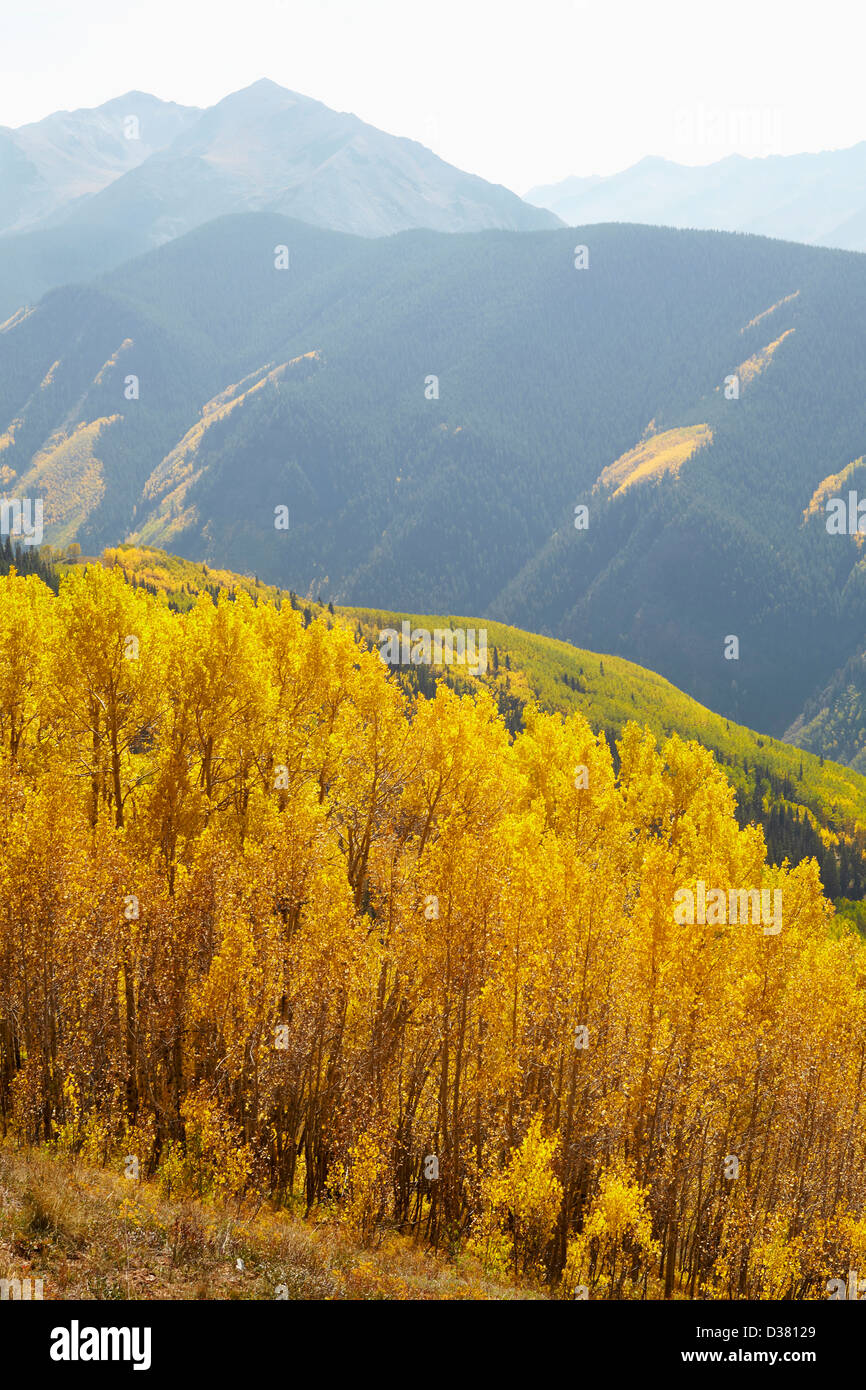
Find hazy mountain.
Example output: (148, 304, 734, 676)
(0, 80, 559, 318)
(94, 79, 561, 240)
(0, 92, 199, 235)
(5, 215, 866, 738)
(527, 144, 866, 252)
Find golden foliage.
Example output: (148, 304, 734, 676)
(740, 291, 799, 334)
(17, 417, 119, 543)
(596, 425, 713, 496)
(735, 328, 795, 388)
(804, 455, 866, 547)
(0, 565, 863, 1298)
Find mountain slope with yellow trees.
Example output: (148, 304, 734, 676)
(346, 603, 866, 888)
(82, 546, 866, 901)
(45, 541, 866, 912)
(0, 562, 865, 1299)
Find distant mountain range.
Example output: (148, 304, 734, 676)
(0, 80, 559, 317)
(527, 144, 866, 252)
(5, 213, 866, 740)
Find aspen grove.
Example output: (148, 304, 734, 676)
(0, 563, 865, 1298)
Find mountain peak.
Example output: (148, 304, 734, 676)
(14, 91, 197, 132)
(212, 78, 313, 112)
(239, 78, 291, 94)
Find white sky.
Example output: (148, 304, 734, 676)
(0, 0, 862, 193)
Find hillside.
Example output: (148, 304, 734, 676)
(786, 644, 866, 774)
(345, 605, 866, 902)
(97, 543, 289, 609)
(6, 220, 866, 740)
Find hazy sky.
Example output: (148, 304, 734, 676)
(1, 0, 861, 192)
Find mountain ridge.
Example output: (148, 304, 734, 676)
(0, 80, 559, 317)
(527, 142, 866, 252)
(6, 215, 866, 739)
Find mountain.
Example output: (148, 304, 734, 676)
(0, 80, 559, 317)
(526, 144, 866, 253)
(6, 215, 866, 740)
(0, 91, 199, 235)
(68, 79, 562, 240)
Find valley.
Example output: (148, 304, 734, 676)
(3, 213, 866, 747)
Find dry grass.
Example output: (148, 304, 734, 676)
(0, 1142, 543, 1301)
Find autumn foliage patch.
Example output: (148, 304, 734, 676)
(0, 564, 863, 1297)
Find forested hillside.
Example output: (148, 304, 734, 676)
(789, 666, 866, 770)
(7, 219, 866, 741)
(1, 562, 865, 1299)
(344, 605, 866, 903)
(0, 536, 57, 587)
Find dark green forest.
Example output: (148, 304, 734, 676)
(4, 216, 866, 747)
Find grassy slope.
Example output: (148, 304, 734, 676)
(0, 1142, 537, 1301)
